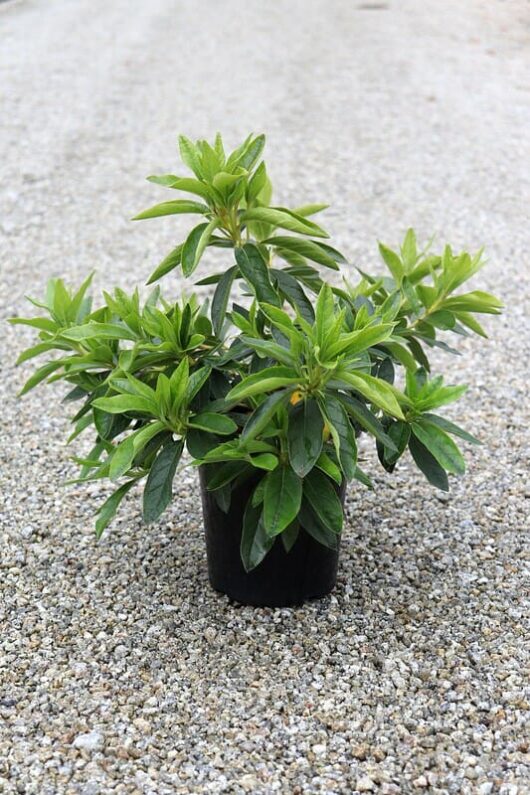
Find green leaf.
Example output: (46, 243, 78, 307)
(322, 396, 357, 480)
(325, 323, 394, 359)
(453, 310, 488, 338)
(109, 421, 166, 480)
(422, 413, 481, 445)
(303, 469, 343, 533)
(61, 322, 137, 342)
(339, 395, 397, 450)
(227, 366, 299, 401)
(132, 200, 209, 221)
(92, 395, 155, 415)
(315, 284, 335, 347)
(293, 203, 329, 217)
(376, 420, 410, 472)
(241, 390, 290, 442)
(178, 135, 204, 179)
(379, 243, 404, 283)
(18, 360, 63, 395)
(9, 316, 58, 333)
(235, 133, 266, 170)
(401, 229, 417, 270)
(240, 336, 295, 367)
(287, 399, 324, 478)
(206, 461, 248, 491)
(411, 421, 465, 475)
(299, 500, 339, 550)
(242, 207, 328, 238)
(441, 291, 502, 314)
(264, 236, 339, 269)
(240, 501, 274, 572)
(146, 244, 183, 284)
(234, 243, 280, 306)
(271, 269, 315, 324)
(263, 465, 302, 537)
(95, 479, 138, 538)
(182, 219, 219, 277)
(246, 161, 267, 202)
(143, 439, 183, 523)
(316, 452, 342, 485)
(281, 520, 300, 553)
(338, 371, 405, 419)
(146, 175, 212, 201)
(188, 412, 238, 435)
(250, 453, 279, 471)
(211, 265, 238, 336)
(408, 434, 449, 491)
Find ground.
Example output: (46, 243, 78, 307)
(0, 0, 529, 793)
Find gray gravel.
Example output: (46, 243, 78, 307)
(1, 0, 529, 793)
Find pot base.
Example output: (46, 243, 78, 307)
(200, 468, 342, 607)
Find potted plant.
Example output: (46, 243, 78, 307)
(11, 133, 502, 607)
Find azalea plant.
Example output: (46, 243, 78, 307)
(11, 133, 502, 571)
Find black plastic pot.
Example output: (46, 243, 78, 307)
(199, 468, 346, 607)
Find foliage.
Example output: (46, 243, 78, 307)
(11, 133, 502, 570)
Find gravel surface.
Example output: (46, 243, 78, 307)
(1, 1, 529, 793)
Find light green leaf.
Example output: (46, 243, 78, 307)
(338, 371, 405, 419)
(132, 200, 209, 221)
(188, 412, 238, 435)
(61, 322, 137, 342)
(264, 236, 339, 270)
(227, 366, 299, 401)
(242, 207, 328, 238)
(379, 243, 404, 283)
(182, 219, 219, 277)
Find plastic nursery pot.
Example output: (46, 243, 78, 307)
(199, 467, 346, 608)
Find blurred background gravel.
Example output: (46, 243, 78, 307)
(0, 1, 529, 793)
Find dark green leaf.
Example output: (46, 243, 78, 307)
(95, 480, 138, 538)
(340, 394, 397, 451)
(211, 265, 238, 336)
(303, 469, 343, 533)
(281, 520, 300, 553)
(299, 500, 339, 550)
(143, 439, 183, 523)
(271, 269, 315, 323)
(241, 390, 289, 442)
(263, 465, 302, 536)
(322, 396, 357, 480)
(408, 434, 449, 491)
(240, 501, 274, 572)
(234, 243, 280, 306)
(422, 413, 481, 445)
(411, 421, 465, 474)
(287, 399, 324, 478)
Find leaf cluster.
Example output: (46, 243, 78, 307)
(11, 133, 502, 569)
